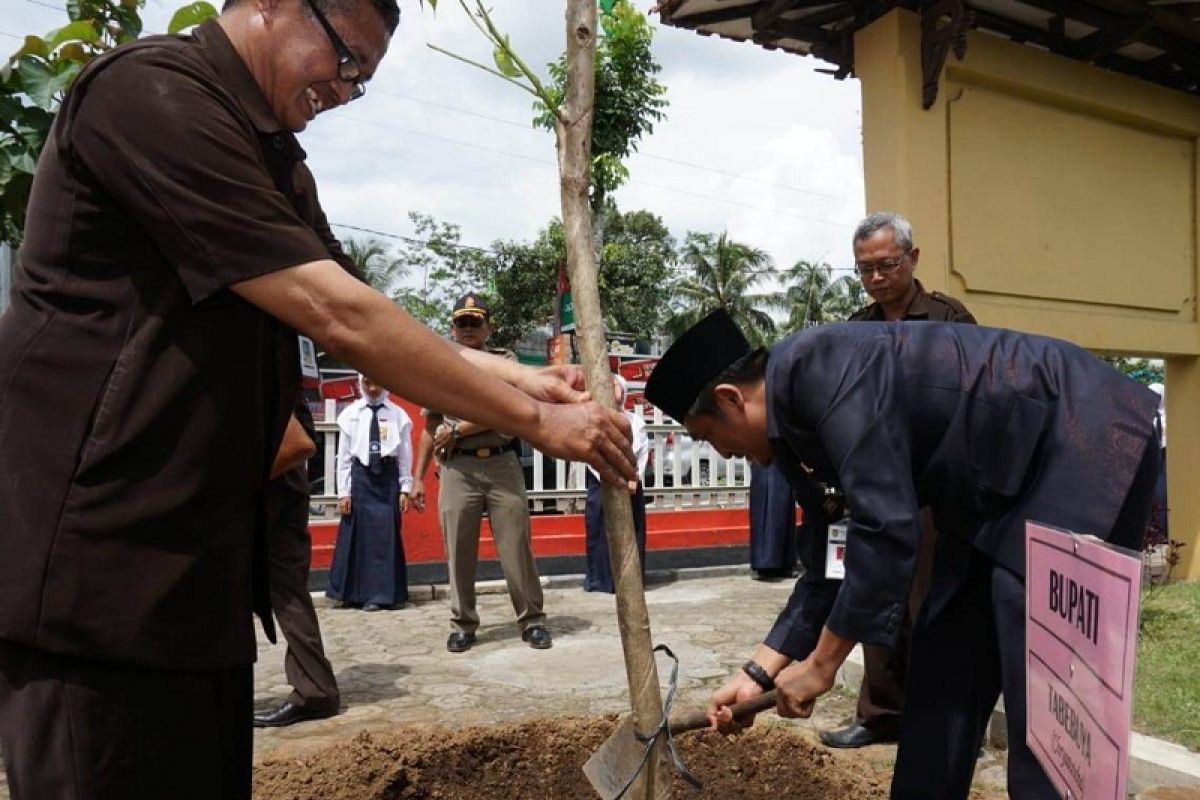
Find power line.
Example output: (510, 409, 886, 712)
(323, 112, 857, 230)
(330, 222, 498, 255)
(23, 0, 63, 10)
(328, 221, 854, 275)
(372, 87, 853, 202)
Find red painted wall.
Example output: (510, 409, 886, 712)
(313, 387, 753, 569)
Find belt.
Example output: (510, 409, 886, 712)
(456, 442, 519, 459)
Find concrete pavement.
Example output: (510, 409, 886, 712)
(1, 568, 1196, 797)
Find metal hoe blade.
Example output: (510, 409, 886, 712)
(584, 715, 672, 800)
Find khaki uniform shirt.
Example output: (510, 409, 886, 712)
(427, 348, 519, 456)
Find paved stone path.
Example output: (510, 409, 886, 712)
(251, 571, 819, 760)
(1, 570, 1010, 797)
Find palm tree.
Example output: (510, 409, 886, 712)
(824, 274, 868, 320)
(773, 261, 869, 334)
(773, 259, 835, 332)
(667, 232, 777, 346)
(344, 237, 406, 297)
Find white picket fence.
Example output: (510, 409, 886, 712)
(309, 400, 750, 518)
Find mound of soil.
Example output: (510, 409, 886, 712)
(253, 716, 892, 800)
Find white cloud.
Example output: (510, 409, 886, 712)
(5, 0, 867, 280)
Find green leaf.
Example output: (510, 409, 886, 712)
(12, 35, 50, 61)
(16, 57, 81, 110)
(44, 20, 99, 50)
(492, 42, 521, 78)
(599, 0, 616, 15)
(56, 42, 90, 63)
(167, 1, 217, 34)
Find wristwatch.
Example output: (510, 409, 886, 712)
(741, 660, 775, 692)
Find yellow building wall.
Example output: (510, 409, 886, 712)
(855, 10, 1200, 577)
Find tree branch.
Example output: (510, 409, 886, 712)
(425, 43, 538, 96)
(474, 2, 562, 120)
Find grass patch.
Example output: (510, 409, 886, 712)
(1134, 580, 1200, 751)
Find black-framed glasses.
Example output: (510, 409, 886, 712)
(855, 253, 908, 277)
(304, 0, 366, 101)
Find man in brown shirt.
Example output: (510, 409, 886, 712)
(0, 2, 635, 797)
(818, 212, 977, 750)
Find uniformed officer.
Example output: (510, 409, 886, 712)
(411, 294, 552, 653)
(820, 211, 977, 749)
(646, 309, 1159, 800)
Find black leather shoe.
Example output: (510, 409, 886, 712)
(447, 631, 476, 653)
(521, 625, 553, 650)
(751, 568, 799, 581)
(253, 701, 337, 728)
(818, 723, 898, 749)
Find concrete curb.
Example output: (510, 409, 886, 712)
(831, 647, 1200, 794)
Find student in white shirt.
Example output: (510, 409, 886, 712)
(327, 374, 414, 611)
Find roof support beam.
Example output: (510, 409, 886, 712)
(670, 2, 768, 28)
(751, 0, 803, 30)
(921, 0, 972, 108)
(1070, 13, 1155, 58)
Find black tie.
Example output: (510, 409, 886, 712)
(368, 403, 382, 474)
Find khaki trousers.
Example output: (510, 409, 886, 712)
(439, 450, 545, 634)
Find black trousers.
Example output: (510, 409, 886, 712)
(265, 478, 339, 711)
(748, 463, 799, 571)
(892, 432, 1159, 800)
(0, 640, 251, 800)
(584, 472, 647, 593)
(856, 509, 951, 734)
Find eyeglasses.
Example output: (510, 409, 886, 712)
(855, 253, 909, 277)
(304, 0, 366, 101)
(453, 316, 485, 329)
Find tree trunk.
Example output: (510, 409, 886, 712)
(556, 2, 669, 798)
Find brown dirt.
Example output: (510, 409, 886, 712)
(254, 716, 896, 800)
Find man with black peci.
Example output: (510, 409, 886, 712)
(646, 309, 1158, 800)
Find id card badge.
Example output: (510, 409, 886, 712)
(825, 519, 849, 580)
(379, 420, 390, 441)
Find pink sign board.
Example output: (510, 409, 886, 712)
(1025, 522, 1142, 800)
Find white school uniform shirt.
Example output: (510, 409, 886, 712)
(587, 410, 650, 482)
(335, 394, 414, 498)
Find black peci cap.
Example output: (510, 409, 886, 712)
(645, 309, 752, 422)
(453, 292, 490, 320)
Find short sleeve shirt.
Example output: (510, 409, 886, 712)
(0, 22, 333, 669)
(425, 347, 519, 452)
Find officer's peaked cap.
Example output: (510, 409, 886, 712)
(453, 292, 490, 320)
(645, 309, 751, 422)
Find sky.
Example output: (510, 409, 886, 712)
(4, 0, 867, 284)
